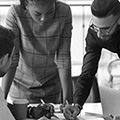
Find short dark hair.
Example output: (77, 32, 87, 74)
(0, 31, 14, 59)
(91, 0, 120, 18)
(20, 0, 56, 10)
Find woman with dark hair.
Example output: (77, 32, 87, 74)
(2, 0, 73, 106)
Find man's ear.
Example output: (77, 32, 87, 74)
(0, 54, 9, 67)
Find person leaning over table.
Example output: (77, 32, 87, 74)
(0, 25, 15, 120)
(61, 0, 120, 119)
(2, 0, 73, 105)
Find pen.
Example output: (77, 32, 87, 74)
(66, 100, 69, 105)
(65, 100, 74, 119)
(41, 99, 45, 104)
(40, 99, 59, 119)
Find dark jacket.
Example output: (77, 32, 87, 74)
(74, 28, 120, 106)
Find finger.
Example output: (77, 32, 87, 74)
(64, 107, 72, 116)
(63, 107, 74, 119)
(45, 112, 51, 119)
(63, 112, 74, 120)
(42, 104, 51, 110)
(72, 108, 80, 117)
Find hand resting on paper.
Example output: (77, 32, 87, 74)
(60, 103, 81, 120)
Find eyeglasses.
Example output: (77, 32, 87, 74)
(89, 16, 120, 35)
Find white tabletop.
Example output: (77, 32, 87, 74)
(54, 103, 104, 120)
(82, 103, 102, 113)
(80, 103, 103, 120)
(20, 103, 104, 120)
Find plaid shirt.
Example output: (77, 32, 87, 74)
(6, 1, 72, 102)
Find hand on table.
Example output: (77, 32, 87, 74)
(60, 103, 82, 120)
(27, 103, 54, 119)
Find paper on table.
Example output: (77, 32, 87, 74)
(38, 116, 86, 120)
(80, 113, 104, 120)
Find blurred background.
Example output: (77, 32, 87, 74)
(0, 0, 119, 87)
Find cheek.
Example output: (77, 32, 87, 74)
(110, 24, 118, 34)
(29, 12, 40, 23)
(27, 7, 39, 22)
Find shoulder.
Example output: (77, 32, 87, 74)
(85, 28, 100, 46)
(8, 2, 25, 15)
(56, 1, 71, 13)
(57, 1, 70, 8)
(86, 28, 98, 40)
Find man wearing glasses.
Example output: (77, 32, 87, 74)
(61, 0, 120, 119)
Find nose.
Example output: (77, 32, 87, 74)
(97, 30, 106, 39)
(39, 14, 46, 22)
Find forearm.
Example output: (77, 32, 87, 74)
(74, 74, 95, 106)
(58, 68, 73, 104)
(2, 67, 16, 99)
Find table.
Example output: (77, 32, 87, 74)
(80, 103, 103, 120)
(17, 103, 105, 120)
(53, 103, 104, 120)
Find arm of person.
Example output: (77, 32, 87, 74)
(2, 67, 17, 99)
(63, 29, 102, 119)
(56, 3, 73, 103)
(58, 68, 73, 103)
(74, 29, 102, 107)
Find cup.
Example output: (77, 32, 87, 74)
(12, 99, 29, 120)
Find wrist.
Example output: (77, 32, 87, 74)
(74, 103, 83, 115)
(74, 103, 83, 110)
(60, 101, 70, 113)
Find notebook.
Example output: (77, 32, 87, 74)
(99, 86, 120, 117)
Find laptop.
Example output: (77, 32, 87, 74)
(99, 86, 120, 117)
